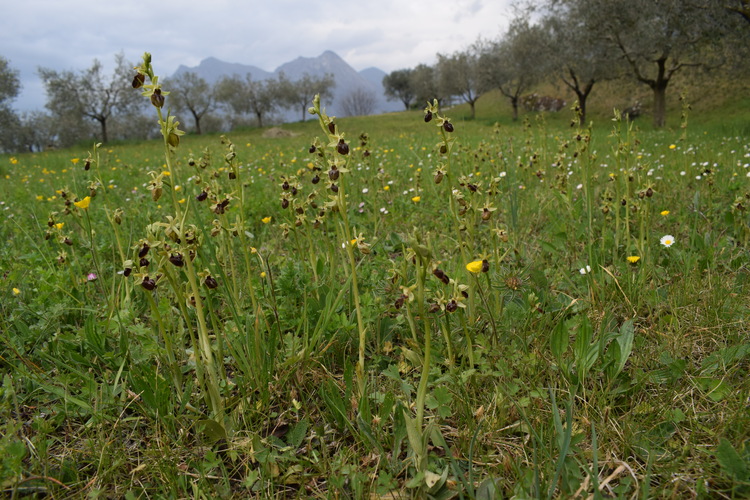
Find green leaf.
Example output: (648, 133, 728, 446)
(196, 419, 227, 445)
(550, 319, 568, 360)
(285, 418, 308, 448)
(402, 409, 424, 457)
(716, 438, 749, 482)
(614, 319, 635, 376)
(695, 377, 731, 402)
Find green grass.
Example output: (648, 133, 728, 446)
(1, 75, 750, 499)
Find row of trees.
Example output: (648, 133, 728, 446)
(383, 0, 750, 127)
(0, 54, 337, 151)
(2, 1, 749, 151)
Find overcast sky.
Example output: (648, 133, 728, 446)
(1, 0, 516, 112)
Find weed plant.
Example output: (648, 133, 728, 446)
(1, 54, 749, 498)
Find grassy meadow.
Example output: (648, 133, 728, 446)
(1, 65, 750, 498)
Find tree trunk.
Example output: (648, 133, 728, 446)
(256, 111, 264, 128)
(191, 110, 202, 135)
(99, 118, 108, 143)
(651, 58, 669, 128)
(301, 105, 306, 122)
(511, 97, 519, 121)
(469, 100, 476, 120)
(652, 83, 667, 128)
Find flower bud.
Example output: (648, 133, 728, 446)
(328, 122, 336, 134)
(309, 145, 316, 153)
(424, 111, 433, 123)
(196, 191, 208, 202)
(446, 300, 458, 313)
(312, 175, 320, 184)
(394, 295, 405, 310)
(141, 277, 157, 291)
(328, 168, 340, 181)
(150, 89, 165, 108)
(139, 243, 150, 258)
(443, 121, 454, 133)
(204, 275, 218, 289)
(337, 139, 349, 156)
(169, 253, 185, 267)
(132, 73, 145, 89)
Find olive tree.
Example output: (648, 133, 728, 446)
(39, 53, 140, 144)
(383, 68, 415, 110)
(436, 45, 486, 119)
(539, 3, 622, 124)
(215, 74, 278, 128)
(574, 0, 736, 127)
(277, 72, 335, 122)
(0, 56, 21, 152)
(479, 18, 546, 121)
(410, 64, 441, 108)
(167, 71, 215, 134)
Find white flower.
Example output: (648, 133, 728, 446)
(579, 265, 592, 275)
(660, 235, 675, 247)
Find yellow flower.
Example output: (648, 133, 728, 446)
(71, 158, 80, 164)
(55, 223, 64, 230)
(178, 198, 186, 204)
(10, 157, 18, 165)
(12, 287, 20, 295)
(250, 247, 258, 254)
(466, 260, 483, 273)
(383, 185, 390, 191)
(350, 238, 358, 246)
(660, 210, 670, 216)
(74, 196, 91, 210)
(260, 271, 267, 278)
(262, 216, 272, 224)
(669, 144, 676, 150)
(36, 195, 44, 201)
(411, 196, 421, 203)
(626, 256, 640, 264)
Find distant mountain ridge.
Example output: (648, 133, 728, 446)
(172, 50, 401, 120)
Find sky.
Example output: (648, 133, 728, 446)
(1, 0, 515, 113)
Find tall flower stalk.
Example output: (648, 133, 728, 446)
(307, 94, 369, 396)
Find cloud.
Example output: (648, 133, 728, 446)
(2, 0, 514, 111)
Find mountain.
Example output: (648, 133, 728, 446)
(359, 67, 387, 90)
(171, 51, 401, 121)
